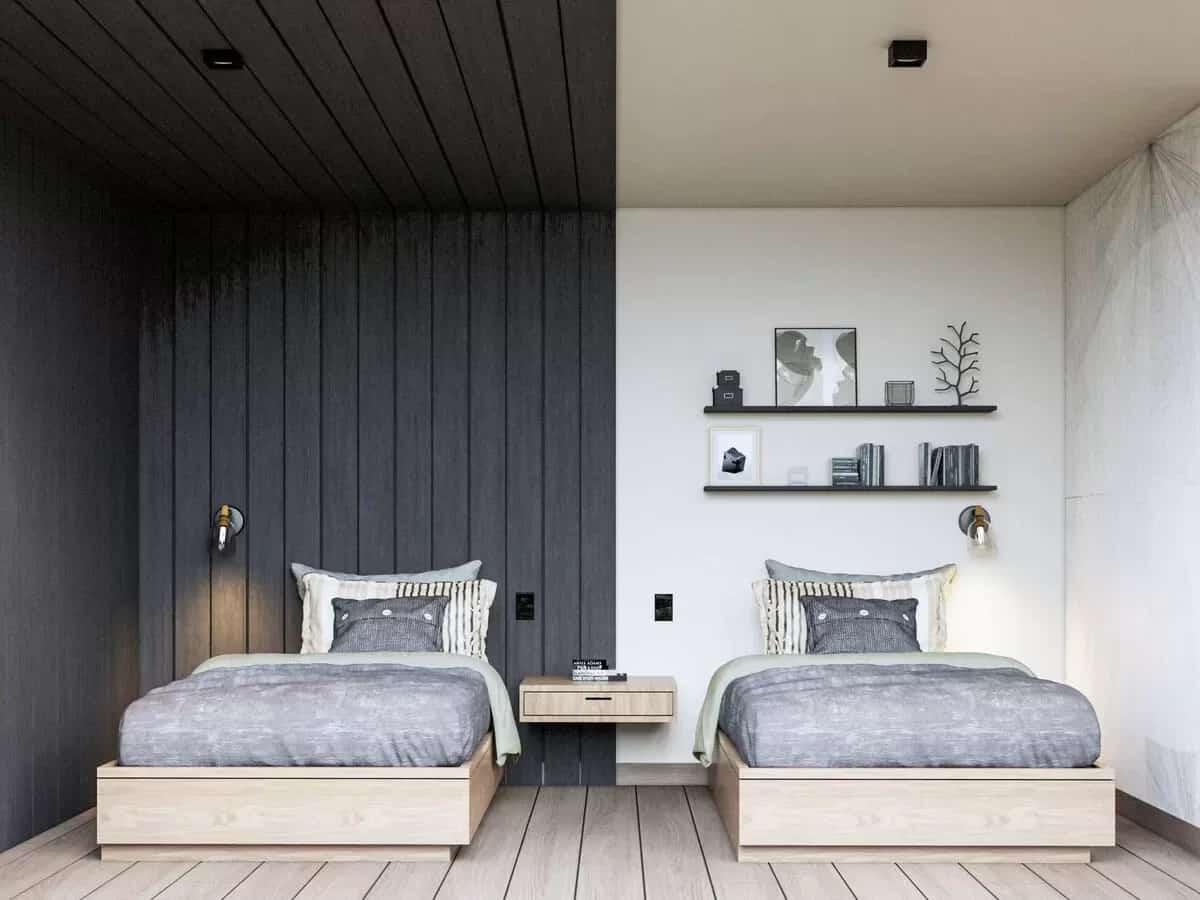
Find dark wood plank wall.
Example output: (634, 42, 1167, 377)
(0, 116, 142, 852)
(139, 210, 616, 785)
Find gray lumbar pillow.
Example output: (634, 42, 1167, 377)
(801, 595, 921, 654)
(290, 560, 482, 604)
(330, 595, 449, 653)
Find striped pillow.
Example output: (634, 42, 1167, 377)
(752, 579, 855, 654)
(395, 580, 496, 658)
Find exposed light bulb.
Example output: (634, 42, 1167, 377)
(974, 524, 987, 546)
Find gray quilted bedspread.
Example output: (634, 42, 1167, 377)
(718, 663, 1101, 768)
(119, 663, 491, 767)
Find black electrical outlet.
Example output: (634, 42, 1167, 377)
(515, 592, 536, 621)
(654, 593, 673, 622)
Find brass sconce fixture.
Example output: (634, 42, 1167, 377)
(958, 505, 991, 547)
(212, 504, 245, 554)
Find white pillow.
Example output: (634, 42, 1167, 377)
(300, 573, 399, 654)
(395, 581, 497, 658)
(290, 560, 482, 605)
(851, 573, 952, 650)
(752, 579, 855, 654)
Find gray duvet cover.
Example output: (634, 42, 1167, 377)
(120, 662, 491, 767)
(718, 662, 1100, 768)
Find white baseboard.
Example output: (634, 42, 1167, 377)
(616, 763, 707, 786)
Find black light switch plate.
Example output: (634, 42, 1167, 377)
(654, 593, 673, 622)
(515, 592, 536, 621)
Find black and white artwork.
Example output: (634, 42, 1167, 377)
(775, 327, 858, 406)
(708, 427, 761, 485)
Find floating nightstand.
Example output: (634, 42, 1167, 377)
(518, 676, 676, 724)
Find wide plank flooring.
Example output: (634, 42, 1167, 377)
(3, 797, 1198, 899)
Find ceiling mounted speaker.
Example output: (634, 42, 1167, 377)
(888, 40, 927, 68)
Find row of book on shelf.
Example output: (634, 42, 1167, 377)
(572, 658, 627, 682)
(920, 443, 981, 487)
(827, 442, 981, 487)
(830, 443, 886, 487)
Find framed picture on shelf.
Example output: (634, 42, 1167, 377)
(775, 327, 858, 406)
(708, 426, 761, 486)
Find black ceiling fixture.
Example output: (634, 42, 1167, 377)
(888, 39, 927, 68)
(202, 48, 244, 71)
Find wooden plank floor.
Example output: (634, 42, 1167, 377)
(4, 793, 1199, 899)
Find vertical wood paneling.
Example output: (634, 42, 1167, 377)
(0, 119, 24, 849)
(469, 213, 508, 674)
(209, 213, 249, 657)
(320, 214, 359, 571)
(50, 154, 81, 826)
(173, 215, 213, 676)
(74, 177, 101, 814)
(505, 212, 545, 785)
(357, 212, 397, 573)
(431, 214, 471, 567)
(135, 210, 615, 785)
(25, 140, 59, 831)
(0, 116, 142, 851)
(139, 213, 175, 692)
(542, 213, 582, 783)
(579, 213, 617, 783)
(394, 213, 433, 571)
(111, 209, 142, 731)
(283, 216, 322, 650)
(247, 215, 285, 653)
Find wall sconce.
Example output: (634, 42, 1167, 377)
(212, 504, 245, 554)
(958, 505, 991, 547)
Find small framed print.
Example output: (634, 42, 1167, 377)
(708, 426, 761, 485)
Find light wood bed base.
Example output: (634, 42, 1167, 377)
(96, 732, 503, 862)
(710, 731, 1115, 863)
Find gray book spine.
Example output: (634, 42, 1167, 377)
(873, 444, 885, 486)
(918, 442, 930, 487)
(966, 444, 980, 486)
(931, 447, 944, 486)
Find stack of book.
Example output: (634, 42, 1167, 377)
(857, 443, 886, 486)
(831, 457, 861, 487)
(572, 658, 627, 682)
(919, 443, 981, 487)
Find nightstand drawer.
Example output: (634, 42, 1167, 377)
(523, 690, 673, 721)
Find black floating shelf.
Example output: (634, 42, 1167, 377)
(703, 405, 997, 414)
(704, 485, 998, 494)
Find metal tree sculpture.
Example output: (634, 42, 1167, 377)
(931, 321, 980, 404)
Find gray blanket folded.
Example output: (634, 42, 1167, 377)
(120, 662, 492, 767)
(718, 663, 1101, 768)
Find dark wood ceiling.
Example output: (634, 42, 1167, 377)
(0, 0, 614, 210)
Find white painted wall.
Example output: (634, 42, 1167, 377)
(615, 208, 1065, 762)
(1065, 107, 1200, 825)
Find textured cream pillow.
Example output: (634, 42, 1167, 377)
(300, 573, 399, 654)
(395, 580, 497, 658)
(752, 579, 855, 654)
(851, 573, 952, 651)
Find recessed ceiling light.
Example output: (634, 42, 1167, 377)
(888, 39, 927, 68)
(202, 48, 244, 71)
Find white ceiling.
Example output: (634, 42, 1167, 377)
(617, 0, 1200, 206)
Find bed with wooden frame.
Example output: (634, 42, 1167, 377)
(95, 732, 503, 862)
(710, 730, 1115, 863)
